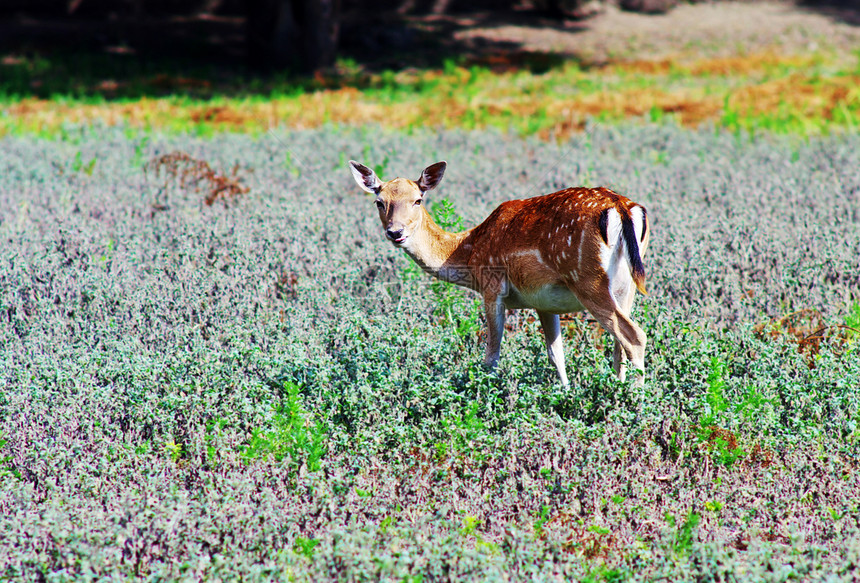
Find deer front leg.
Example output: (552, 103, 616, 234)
(483, 293, 505, 369)
(538, 311, 569, 388)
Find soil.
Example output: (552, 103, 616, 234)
(364, 1, 860, 69)
(456, 2, 860, 60)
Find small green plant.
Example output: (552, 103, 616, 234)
(443, 401, 487, 457)
(242, 382, 327, 472)
(845, 302, 860, 336)
(430, 198, 465, 232)
(293, 537, 319, 560)
(423, 198, 483, 340)
(666, 511, 701, 555)
(460, 515, 480, 537)
(131, 135, 151, 168)
(204, 417, 227, 465)
(72, 150, 97, 175)
(372, 152, 391, 178)
(0, 433, 20, 479)
(284, 151, 302, 177)
(696, 357, 746, 468)
(533, 505, 551, 536)
(582, 565, 628, 583)
(163, 440, 182, 463)
(700, 357, 729, 428)
(379, 515, 394, 534)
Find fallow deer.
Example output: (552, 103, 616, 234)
(349, 160, 650, 388)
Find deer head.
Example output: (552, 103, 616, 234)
(349, 160, 447, 247)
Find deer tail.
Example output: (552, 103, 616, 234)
(621, 208, 647, 295)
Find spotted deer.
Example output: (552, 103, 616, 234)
(349, 160, 650, 388)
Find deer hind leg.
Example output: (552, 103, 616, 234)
(579, 287, 647, 387)
(538, 311, 569, 388)
(612, 284, 638, 383)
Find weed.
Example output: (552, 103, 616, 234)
(131, 135, 151, 168)
(845, 303, 860, 333)
(460, 515, 480, 538)
(694, 358, 747, 467)
(284, 152, 302, 177)
(293, 537, 319, 560)
(700, 357, 729, 428)
(405, 198, 484, 342)
(204, 417, 227, 466)
(145, 151, 248, 206)
(429, 198, 465, 232)
(442, 401, 487, 458)
(372, 152, 391, 178)
(163, 440, 182, 463)
(71, 150, 97, 175)
(0, 433, 20, 479)
(242, 382, 327, 472)
(533, 505, 551, 537)
(666, 511, 701, 555)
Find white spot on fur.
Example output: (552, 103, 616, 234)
(511, 249, 548, 267)
(577, 229, 586, 269)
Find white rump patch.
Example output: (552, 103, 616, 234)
(599, 208, 632, 308)
(599, 208, 623, 266)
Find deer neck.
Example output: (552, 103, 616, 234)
(402, 211, 474, 286)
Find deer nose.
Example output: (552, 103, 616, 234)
(386, 228, 406, 243)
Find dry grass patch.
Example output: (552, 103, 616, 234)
(1, 51, 857, 137)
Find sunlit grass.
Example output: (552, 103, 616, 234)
(1, 49, 858, 138)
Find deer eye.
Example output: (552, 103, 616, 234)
(375, 200, 384, 209)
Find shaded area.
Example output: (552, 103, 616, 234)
(0, 3, 583, 100)
(799, 0, 860, 26)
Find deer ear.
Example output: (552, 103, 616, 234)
(417, 161, 446, 193)
(349, 160, 382, 194)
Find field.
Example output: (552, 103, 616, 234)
(2, 3, 860, 581)
(2, 122, 859, 580)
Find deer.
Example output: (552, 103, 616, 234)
(348, 160, 650, 388)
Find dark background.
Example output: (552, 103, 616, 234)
(0, 0, 858, 94)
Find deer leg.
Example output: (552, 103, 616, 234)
(538, 311, 569, 388)
(613, 340, 626, 383)
(612, 285, 637, 383)
(483, 293, 505, 369)
(579, 290, 647, 387)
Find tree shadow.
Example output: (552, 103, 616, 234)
(0, 5, 589, 100)
(797, 0, 860, 26)
(338, 7, 590, 74)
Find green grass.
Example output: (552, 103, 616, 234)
(1, 88, 859, 581)
(2, 50, 859, 138)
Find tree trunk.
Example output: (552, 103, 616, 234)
(246, 0, 340, 74)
